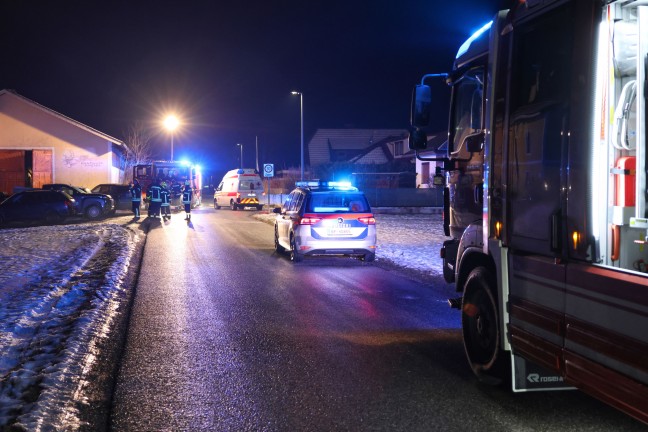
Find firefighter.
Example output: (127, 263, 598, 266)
(147, 178, 162, 218)
(129, 179, 142, 219)
(182, 180, 193, 220)
(160, 181, 171, 221)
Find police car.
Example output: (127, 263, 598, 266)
(273, 181, 377, 262)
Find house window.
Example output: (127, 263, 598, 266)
(393, 141, 404, 156)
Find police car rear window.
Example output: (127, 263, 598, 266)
(239, 180, 262, 190)
(307, 192, 369, 213)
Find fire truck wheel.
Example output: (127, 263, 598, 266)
(461, 266, 509, 386)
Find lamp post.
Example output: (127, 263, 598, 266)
(163, 115, 180, 161)
(291, 91, 304, 181)
(237, 143, 243, 168)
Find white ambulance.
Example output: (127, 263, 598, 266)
(213, 168, 264, 211)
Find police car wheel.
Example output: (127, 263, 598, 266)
(290, 235, 303, 262)
(274, 227, 285, 253)
(362, 253, 375, 262)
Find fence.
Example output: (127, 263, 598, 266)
(264, 187, 444, 208)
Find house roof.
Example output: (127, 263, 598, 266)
(348, 134, 404, 164)
(414, 132, 448, 156)
(0, 89, 126, 147)
(308, 128, 408, 165)
(427, 133, 447, 153)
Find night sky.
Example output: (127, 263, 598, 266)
(1, 0, 502, 181)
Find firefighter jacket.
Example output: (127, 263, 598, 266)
(130, 183, 142, 202)
(148, 184, 162, 202)
(182, 187, 193, 204)
(160, 188, 170, 206)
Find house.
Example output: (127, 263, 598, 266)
(308, 128, 409, 166)
(307, 128, 415, 187)
(0, 89, 126, 194)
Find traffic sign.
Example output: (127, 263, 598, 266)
(263, 163, 274, 178)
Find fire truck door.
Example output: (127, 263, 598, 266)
(504, 2, 575, 390)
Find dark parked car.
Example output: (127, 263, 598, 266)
(42, 184, 114, 219)
(91, 183, 132, 211)
(0, 190, 76, 226)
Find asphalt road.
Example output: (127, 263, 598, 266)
(109, 208, 646, 431)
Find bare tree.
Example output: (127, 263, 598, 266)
(121, 121, 154, 183)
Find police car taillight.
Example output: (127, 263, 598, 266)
(299, 217, 322, 225)
(358, 216, 375, 225)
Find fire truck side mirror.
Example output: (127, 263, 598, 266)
(464, 131, 485, 153)
(408, 128, 428, 150)
(411, 84, 432, 128)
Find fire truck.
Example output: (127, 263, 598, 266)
(133, 160, 202, 209)
(410, 0, 648, 423)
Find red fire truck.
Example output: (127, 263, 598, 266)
(133, 160, 202, 209)
(410, 0, 648, 423)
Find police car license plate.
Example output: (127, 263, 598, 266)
(327, 226, 352, 236)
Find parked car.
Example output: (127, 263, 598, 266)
(91, 183, 132, 211)
(42, 184, 114, 219)
(0, 189, 76, 226)
(273, 181, 377, 262)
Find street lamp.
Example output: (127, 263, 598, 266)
(163, 115, 180, 161)
(237, 143, 243, 168)
(291, 91, 304, 181)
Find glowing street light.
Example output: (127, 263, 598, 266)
(291, 91, 304, 181)
(163, 114, 180, 161)
(237, 143, 243, 168)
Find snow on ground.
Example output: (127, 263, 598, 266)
(0, 221, 143, 430)
(252, 212, 446, 277)
(0, 210, 447, 430)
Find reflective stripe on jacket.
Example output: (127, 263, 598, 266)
(182, 188, 192, 204)
(130, 184, 141, 201)
(149, 185, 162, 202)
(161, 189, 170, 206)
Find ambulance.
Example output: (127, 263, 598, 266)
(213, 168, 264, 210)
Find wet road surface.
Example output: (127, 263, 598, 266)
(110, 208, 645, 431)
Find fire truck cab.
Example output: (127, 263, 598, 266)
(410, 0, 648, 424)
(133, 160, 202, 209)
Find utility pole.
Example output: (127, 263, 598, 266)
(256, 136, 259, 173)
